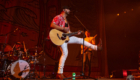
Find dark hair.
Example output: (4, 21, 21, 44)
(16, 42, 22, 45)
(62, 6, 71, 10)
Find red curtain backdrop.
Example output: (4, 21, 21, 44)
(38, 0, 61, 61)
(0, 0, 40, 49)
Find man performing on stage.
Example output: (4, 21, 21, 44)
(50, 6, 102, 79)
(81, 31, 97, 78)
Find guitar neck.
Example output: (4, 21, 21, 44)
(63, 31, 79, 37)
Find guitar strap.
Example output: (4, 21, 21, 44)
(65, 23, 68, 27)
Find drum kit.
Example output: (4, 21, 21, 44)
(0, 43, 45, 80)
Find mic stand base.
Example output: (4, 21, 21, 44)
(63, 72, 84, 80)
(41, 65, 47, 79)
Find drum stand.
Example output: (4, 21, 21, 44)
(26, 56, 40, 79)
(38, 52, 48, 79)
(1, 59, 9, 80)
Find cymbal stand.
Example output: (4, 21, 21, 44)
(41, 57, 47, 79)
(32, 59, 40, 79)
(26, 52, 40, 79)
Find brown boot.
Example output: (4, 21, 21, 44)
(97, 38, 102, 50)
(56, 73, 65, 79)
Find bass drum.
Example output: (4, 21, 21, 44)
(10, 60, 30, 78)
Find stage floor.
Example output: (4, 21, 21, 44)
(25, 78, 140, 80)
(1, 78, 140, 80)
(0, 71, 139, 80)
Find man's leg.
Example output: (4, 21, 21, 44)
(83, 52, 87, 75)
(56, 43, 68, 78)
(87, 52, 92, 77)
(68, 36, 97, 50)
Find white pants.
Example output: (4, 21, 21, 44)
(58, 36, 97, 74)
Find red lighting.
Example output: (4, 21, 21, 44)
(123, 70, 127, 77)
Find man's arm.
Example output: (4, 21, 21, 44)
(81, 45, 88, 53)
(50, 23, 70, 32)
(90, 34, 97, 44)
(23, 41, 27, 52)
(91, 38, 95, 45)
(50, 23, 64, 31)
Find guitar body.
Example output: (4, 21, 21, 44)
(49, 29, 69, 46)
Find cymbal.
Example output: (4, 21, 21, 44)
(0, 44, 13, 52)
(4, 45, 12, 52)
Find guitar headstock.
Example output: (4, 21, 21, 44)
(77, 30, 84, 35)
(93, 34, 97, 38)
(78, 30, 84, 33)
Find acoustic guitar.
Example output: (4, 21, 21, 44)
(49, 29, 82, 46)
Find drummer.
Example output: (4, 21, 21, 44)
(12, 41, 27, 58)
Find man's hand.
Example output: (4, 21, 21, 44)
(77, 30, 82, 35)
(63, 27, 70, 32)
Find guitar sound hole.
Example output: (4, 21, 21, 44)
(61, 37, 66, 40)
(61, 33, 66, 40)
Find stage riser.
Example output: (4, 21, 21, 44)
(25, 79, 140, 80)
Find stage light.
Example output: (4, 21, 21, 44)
(117, 13, 119, 16)
(110, 74, 113, 78)
(124, 11, 126, 13)
(112, 69, 131, 78)
(123, 70, 127, 77)
(131, 9, 133, 11)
